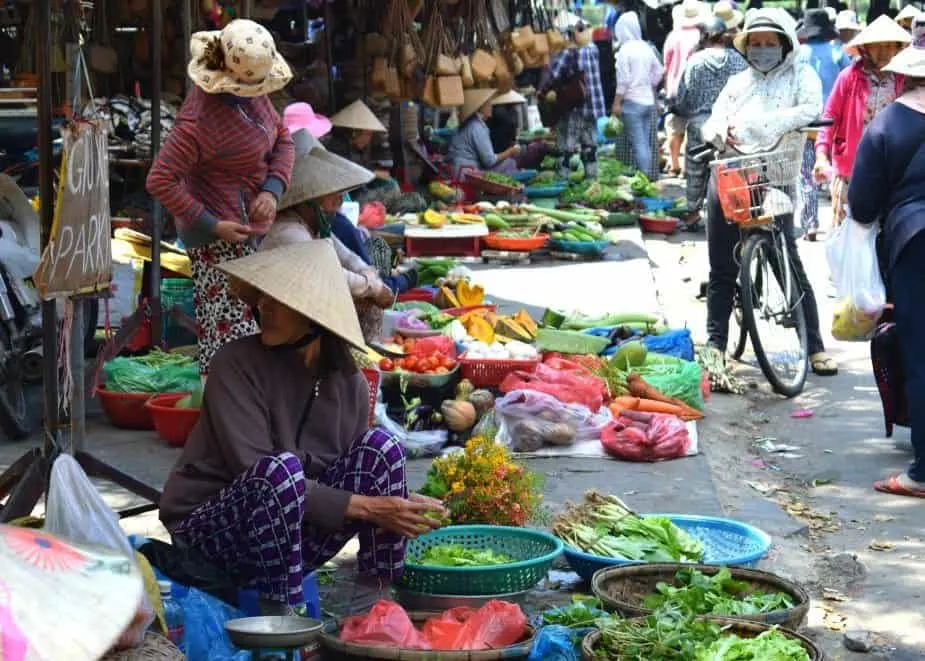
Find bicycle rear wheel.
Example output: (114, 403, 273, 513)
(739, 233, 808, 397)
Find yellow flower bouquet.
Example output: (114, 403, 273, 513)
(419, 436, 544, 527)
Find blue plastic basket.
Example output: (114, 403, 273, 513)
(562, 515, 772, 582)
(511, 169, 539, 182)
(548, 238, 610, 255)
(640, 197, 676, 212)
(525, 183, 567, 198)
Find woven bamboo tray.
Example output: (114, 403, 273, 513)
(590, 563, 810, 629)
(581, 617, 822, 661)
(319, 611, 535, 660)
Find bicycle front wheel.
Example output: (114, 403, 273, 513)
(739, 233, 809, 397)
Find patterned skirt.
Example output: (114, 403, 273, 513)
(188, 240, 260, 375)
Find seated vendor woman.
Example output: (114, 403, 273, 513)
(158, 240, 446, 614)
(447, 88, 522, 177)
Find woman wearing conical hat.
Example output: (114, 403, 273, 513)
(159, 240, 446, 615)
(260, 129, 396, 342)
(447, 88, 522, 177)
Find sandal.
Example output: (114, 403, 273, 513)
(874, 474, 925, 499)
(810, 352, 838, 376)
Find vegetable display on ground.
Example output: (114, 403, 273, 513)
(643, 568, 795, 617)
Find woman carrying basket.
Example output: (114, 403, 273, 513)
(701, 8, 837, 377)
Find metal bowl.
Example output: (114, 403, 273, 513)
(224, 616, 324, 650)
(393, 587, 531, 612)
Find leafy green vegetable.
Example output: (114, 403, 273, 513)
(540, 155, 558, 170)
(529, 171, 562, 186)
(603, 117, 624, 138)
(629, 172, 659, 198)
(598, 157, 631, 185)
(644, 568, 794, 617)
(596, 610, 723, 660)
(541, 596, 605, 627)
(694, 628, 810, 661)
(103, 349, 200, 394)
(415, 544, 514, 567)
(480, 172, 520, 187)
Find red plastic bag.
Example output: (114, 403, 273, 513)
(340, 601, 432, 650)
(601, 410, 691, 462)
(543, 353, 604, 374)
(500, 363, 607, 412)
(422, 601, 527, 650)
(359, 201, 387, 228)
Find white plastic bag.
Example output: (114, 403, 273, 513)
(826, 217, 886, 341)
(375, 402, 447, 458)
(44, 454, 155, 648)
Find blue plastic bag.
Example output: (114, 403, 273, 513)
(527, 626, 595, 661)
(641, 328, 694, 361)
(179, 587, 248, 661)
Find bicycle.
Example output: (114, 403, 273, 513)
(693, 122, 830, 397)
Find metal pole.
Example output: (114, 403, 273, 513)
(182, 0, 192, 93)
(150, 0, 163, 346)
(36, 0, 59, 446)
(324, 0, 336, 108)
(241, 0, 252, 19)
(69, 302, 85, 450)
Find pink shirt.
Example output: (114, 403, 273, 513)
(663, 26, 702, 98)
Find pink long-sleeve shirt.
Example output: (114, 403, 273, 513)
(663, 26, 702, 99)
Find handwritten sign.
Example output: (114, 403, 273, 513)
(34, 120, 113, 298)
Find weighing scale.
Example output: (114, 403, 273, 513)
(224, 616, 324, 660)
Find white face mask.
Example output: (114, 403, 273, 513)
(747, 46, 784, 72)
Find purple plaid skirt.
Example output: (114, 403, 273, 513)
(171, 428, 407, 605)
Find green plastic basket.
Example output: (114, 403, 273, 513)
(400, 525, 564, 595)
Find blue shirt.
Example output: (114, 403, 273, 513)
(447, 116, 496, 173)
(797, 42, 851, 104)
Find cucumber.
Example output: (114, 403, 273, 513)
(483, 213, 509, 230)
(541, 308, 567, 329)
(562, 312, 662, 330)
(522, 205, 601, 223)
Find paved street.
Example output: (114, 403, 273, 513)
(1, 221, 923, 659)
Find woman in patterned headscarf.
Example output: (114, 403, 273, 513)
(813, 16, 910, 230)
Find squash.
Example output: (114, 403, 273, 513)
(465, 316, 495, 344)
(436, 286, 461, 309)
(467, 389, 495, 417)
(456, 281, 485, 307)
(494, 317, 533, 342)
(455, 379, 475, 401)
(513, 310, 538, 339)
(441, 400, 477, 432)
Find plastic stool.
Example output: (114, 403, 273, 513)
(237, 571, 321, 618)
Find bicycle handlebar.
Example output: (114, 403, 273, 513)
(689, 118, 834, 164)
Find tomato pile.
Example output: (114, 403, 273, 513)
(378, 336, 458, 374)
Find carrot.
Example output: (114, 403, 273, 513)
(624, 374, 704, 421)
(609, 396, 692, 418)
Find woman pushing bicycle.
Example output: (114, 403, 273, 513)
(700, 7, 838, 385)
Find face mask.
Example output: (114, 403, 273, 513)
(747, 46, 783, 72)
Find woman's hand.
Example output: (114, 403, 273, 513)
(813, 155, 831, 184)
(726, 126, 741, 147)
(215, 221, 258, 244)
(250, 191, 279, 226)
(611, 101, 622, 116)
(372, 283, 395, 309)
(409, 492, 448, 517)
(346, 494, 445, 538)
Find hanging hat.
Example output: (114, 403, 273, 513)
(835, 9, 862, 32)
(672, 0, 709, 28)
(883, 35, 925, 76)
(713, 1, 744, 29)
(847, 15, 912, 49)
(0, 524, 144, 661)
(896, 4, 923, 28)
(798, 8, 839, 42)
(330, 100, 387, 133)
(218, 241, 365, 350)
(188, 19, 292, 97)
(492, 90, 527, 105)
(283, 103, 332, 138)
(278, 129, 374, 210)
(460, 88, 498, 122)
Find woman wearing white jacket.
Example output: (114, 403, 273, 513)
(701, 8, 838, 377)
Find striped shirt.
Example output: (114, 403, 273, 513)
(146, 87, 295, 249)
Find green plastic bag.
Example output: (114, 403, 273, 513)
(634, 357, 705, 411)
(103, 351, 200, 394)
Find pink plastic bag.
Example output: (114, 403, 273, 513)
(340, 601, 432, 649)
(422, 601, 528, 650)
(601, 411, 691, 462)
(499, 363, 607, 412)
(359, 201, 387, 228)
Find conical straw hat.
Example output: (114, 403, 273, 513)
(279, 129, 375, 210)
(218, 241, 365, 350)
(330, 100, 387, 132)
(896, 4, 922, 26)
(884, 39, 925, 76)
(0, 524, 144, 661)
(492, 90, 527, 105)
(461, 88, 498, 122)
(848, 15, 911, 48)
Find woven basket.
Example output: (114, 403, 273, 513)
(581, 618, 823, 661)
(320, 611, 536, 660)
(590, 563, 810, 630)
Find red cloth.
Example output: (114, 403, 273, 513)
(816, 62, 904, 178)
(146, 87, 295, 248)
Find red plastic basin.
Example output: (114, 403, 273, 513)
(145, 393, 201, 447)
(97, 387, 155, 430)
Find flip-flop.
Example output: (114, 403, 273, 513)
(874, 474, 925, 498)
(810, 353, 838, 376)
